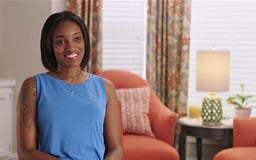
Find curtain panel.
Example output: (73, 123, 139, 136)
(67, 0, 103, 73)
(146, 0, 191, 116)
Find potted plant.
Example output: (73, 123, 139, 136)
(226, 83, 256, 117)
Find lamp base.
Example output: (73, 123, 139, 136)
(201, 92, 223, 126)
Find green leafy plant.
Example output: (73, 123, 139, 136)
(226, 83, 256, 109)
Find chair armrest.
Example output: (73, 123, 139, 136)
(233, 117, 256, 147)
(149, 91, 178, 146)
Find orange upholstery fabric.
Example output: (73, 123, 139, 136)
(233, 118, 256, 147)
(96, 70, 179, 160)
(213, 147, 256, 160)
(123, 135, 179, 160)
(213, 118, 256, 160)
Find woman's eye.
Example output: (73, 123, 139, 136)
(55, 40, 65, 45)
(74, 36, 82, 42)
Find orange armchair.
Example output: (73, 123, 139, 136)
(213, 117, 256, 160)
(96, 70, 179, 160)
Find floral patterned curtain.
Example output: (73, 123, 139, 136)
(146, 0, 191, 116)
(66, 0, 102, 73)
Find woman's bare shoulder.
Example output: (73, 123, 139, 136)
(21, 76, 36, 90)
(100, 77, 115, 91)
(18, 76, 37, 103)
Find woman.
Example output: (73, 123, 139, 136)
(16, 11, 123, 160)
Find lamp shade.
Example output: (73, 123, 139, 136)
(196, 50, 230, 92)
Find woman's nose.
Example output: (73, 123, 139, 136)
(65, 40, 75, 51)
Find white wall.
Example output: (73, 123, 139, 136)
(0, 3, 4, 71)
(0, 0, 65, 154)
(52, 0, 66, 13)
(0, 0, 51, 94)
(0, 0, 65, 94)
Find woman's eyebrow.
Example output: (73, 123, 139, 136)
(73, 32, 82, 36)
(54, 35, 64, 39)
(54, 32, 82, 39)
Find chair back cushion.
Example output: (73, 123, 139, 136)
(95, 70, 149, 88)
(234, 117, 256, 147)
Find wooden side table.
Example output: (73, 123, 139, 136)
(178, 117, 233, 160)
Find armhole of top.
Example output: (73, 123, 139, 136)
(92, 74, 108, 101)
(100, 77, 108, 100)
(34, 74, 40, 99)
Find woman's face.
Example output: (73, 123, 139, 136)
(52, 20, 85, 69)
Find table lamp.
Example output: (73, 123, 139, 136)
(196, 50, 230, 126)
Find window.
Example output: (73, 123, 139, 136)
(102, 0, 256, 117)
(188, 0, 256, 117)
(102, 0, 147, 77)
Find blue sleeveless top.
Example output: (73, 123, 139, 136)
(35, 73, 107, 160)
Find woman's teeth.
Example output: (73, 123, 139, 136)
(66, 53, 78, 58)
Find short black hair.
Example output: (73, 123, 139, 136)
(40, 11, 90, 71)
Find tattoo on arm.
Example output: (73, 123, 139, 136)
(18, 78, 37, 129)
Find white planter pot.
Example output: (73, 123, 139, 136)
(234, 108, 252, 117)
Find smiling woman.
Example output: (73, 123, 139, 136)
(16, 11, 123, 160)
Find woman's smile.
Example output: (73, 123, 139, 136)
(64, 51, 80, 61)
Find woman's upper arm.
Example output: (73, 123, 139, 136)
(16, 77, 38, 152)
(103, 79, 123, 159)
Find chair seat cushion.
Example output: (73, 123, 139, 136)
(123, 134, 179, 160)
(214, 147, 256, 160)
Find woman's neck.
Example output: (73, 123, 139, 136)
(55, 70, 82, 80)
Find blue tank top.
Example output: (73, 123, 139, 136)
(35, 73, 107, 160)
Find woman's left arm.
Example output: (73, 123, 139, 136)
(103, 79, 123, 160)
